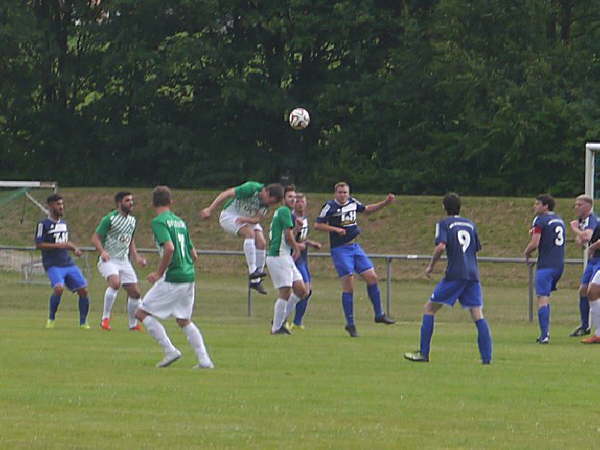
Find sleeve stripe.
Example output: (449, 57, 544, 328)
(319, 204, 330, 218)
(36, 223, 43, 239)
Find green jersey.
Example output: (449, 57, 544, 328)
(268, 206, 294, 257)
(152, 210, 195, 283)
(222, 181, 268, 217)
(95, 210, 136, 260)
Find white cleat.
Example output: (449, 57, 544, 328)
(156, 349, 182, 368)
(193, 357, 215, 369)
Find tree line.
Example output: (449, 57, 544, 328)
(2, 0, 600, 195)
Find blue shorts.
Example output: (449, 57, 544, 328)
(430, 279, 483, 308)
(47, 265, 87, 291)
(330, 243, 374, 278)
(581, 259, 600, 285)
(295, 258, 311, 283)
(535, 267, 563, 297)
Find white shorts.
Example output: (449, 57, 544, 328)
(140, 278, 195, 320)
(591, 270, 600, 285)
(266, 255, 303, 289)
(219, 210, 263, 236)
(97, 258, 138, 284)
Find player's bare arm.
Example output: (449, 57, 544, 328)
(200, 187, 236, 219)
(314, 222, 346, 235)
(425, 242, 446, 278)
(129, 238, 147, 267)
(364, 193, 395, 215)
(91, 232, 110, 262)
(285, 227, 301, 260)
(148, 240, 174, 284)
(36, 240, 82, 256)
(305, 239, 322, 250)
(523, 233, 541, 263)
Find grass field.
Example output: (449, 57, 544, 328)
(2, 266, 600, 449)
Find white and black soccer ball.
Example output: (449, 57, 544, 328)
(289, 108, 310, 130)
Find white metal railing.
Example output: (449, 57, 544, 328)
(0, 245, 584, 321)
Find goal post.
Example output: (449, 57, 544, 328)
(584, 143, 600, 266)
(0, 181, 58, 215)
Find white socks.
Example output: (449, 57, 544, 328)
(590, 300, 600, 337)
(102, 287, 119, 320)
(284, 294, 301, 320)
(143, 316, 177, 354)
(127, 297, 141, 328)
(182, 323, 211, 363)
(243, 239, 257, 274)
(255, 249, 266, 273)
(272, 299, 288, 332)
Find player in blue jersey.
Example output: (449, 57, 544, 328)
(568, 195, 598, 337)
(523, 194, 566, 344)
(287, 192, 322, 330)
(580, 225, 600, 343)
(35, 194, 91, 329)
(404, 193, 492, 364)
(314, 181, 395, 337)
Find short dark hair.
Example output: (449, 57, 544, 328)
(265, 183, 284, 201)
(114, 191, 132, 203)
(334, 181, 349, 191)
(284, 184, 296, 194)
(152, 186, 171, 207)
(536, 194, 555, 211)
(443, 192, 461, 215)
(47, 194, 63, 204)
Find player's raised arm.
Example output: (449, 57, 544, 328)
(199, 187, 236, 219)
(364, 193, 395, 215)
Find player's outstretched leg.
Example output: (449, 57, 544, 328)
(179, 321, 214, 369)
(101, 287, 118, 330)
(404, 314, 434, 362)
(571, 293, 591, 337)
(475, 319, 492, 364)
(46, 290, 62, 328)
(581, 300, 600, 344)
(342, 292, 358, 337)
(360, 269, 395, 324)
(76, 288, 91, 329)
(139, 314, 181, 367)
(127, 297, 142, 330)
(293, 290, 312, 327)
(537, 303, 551, 344)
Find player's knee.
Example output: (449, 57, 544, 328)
(588, 285, 600, 301)
(176, 318, 190, 327)
(53, 285, 64, 296)
(77, 288, 88, 297)
(125, 285, 141, 298)
(135, 309, 147, 321)
(108, 278, 121, 290)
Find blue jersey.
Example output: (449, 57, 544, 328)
(532, 213, 565, 270)
(293, 214, 309, 262)
(35, 218, 75, 270)
(435, 216, 481, 281)
(316, 197, 366, 248)
(580, 214, 599, 260)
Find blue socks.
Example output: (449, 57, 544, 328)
(294, 291, 312, 326)
(419, 314, 435, 358)
(475, 318, 492, 364)
(367, 284, 384, 318)
(49, 294, 62, 320)
(538, 304, 551, 339)
(78, 296, 90, 325)
(580, 296, 590, 329)
(342, 292, 354, 326)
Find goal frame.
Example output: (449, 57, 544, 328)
(0, 180, 58, 215)
(584, 143, 600, 266)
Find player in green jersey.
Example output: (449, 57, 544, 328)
(266, 185, 309, 334)
(200, 181, 284, 294)
(91, 192, 147, 331)
(136, 186, 214, 369)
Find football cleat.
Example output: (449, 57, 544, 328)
(271, 325, 292, 335)
(290, 323, 305, 331)
(581, 335, 600, 344)
(80, 322, 91, 330)
(193, 357, 215, 369)
(156, 350, 182, 368)
(375, 314, 396, 325)
(249, 281, 267, 295)
(45, 319, 55, 329)
(129, 324, 143, 332)
(404, 351, 429, 362)
(100, 318, 112, 331)
(344, 324, 359, 337)
(569, 326, 591, 337)
(536, 336, 550, 344)
(248, 269, 267, 280)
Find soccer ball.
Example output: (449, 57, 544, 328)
(289, 108, 310, 130)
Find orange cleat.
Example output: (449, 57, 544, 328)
(100, 318, 112, 331)
(581, 335, 600, 344)
(129, 324, 143, 332)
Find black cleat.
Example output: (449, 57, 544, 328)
(249, 281, 268, 295)
(249, 269, 267, 280)
(569, 326, 591, 337)
(536, 336, 550, 344)
(375, 314, 396, 325)
(272, 324, 292, 335)
(345, 324, 359, 337)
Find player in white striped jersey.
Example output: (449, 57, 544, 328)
(91, 192, 147, 331)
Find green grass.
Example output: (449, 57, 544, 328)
(1, 270, 599, 449)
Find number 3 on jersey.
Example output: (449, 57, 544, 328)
(554, 226, 564, 246)
(457, 229, 471, 253)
